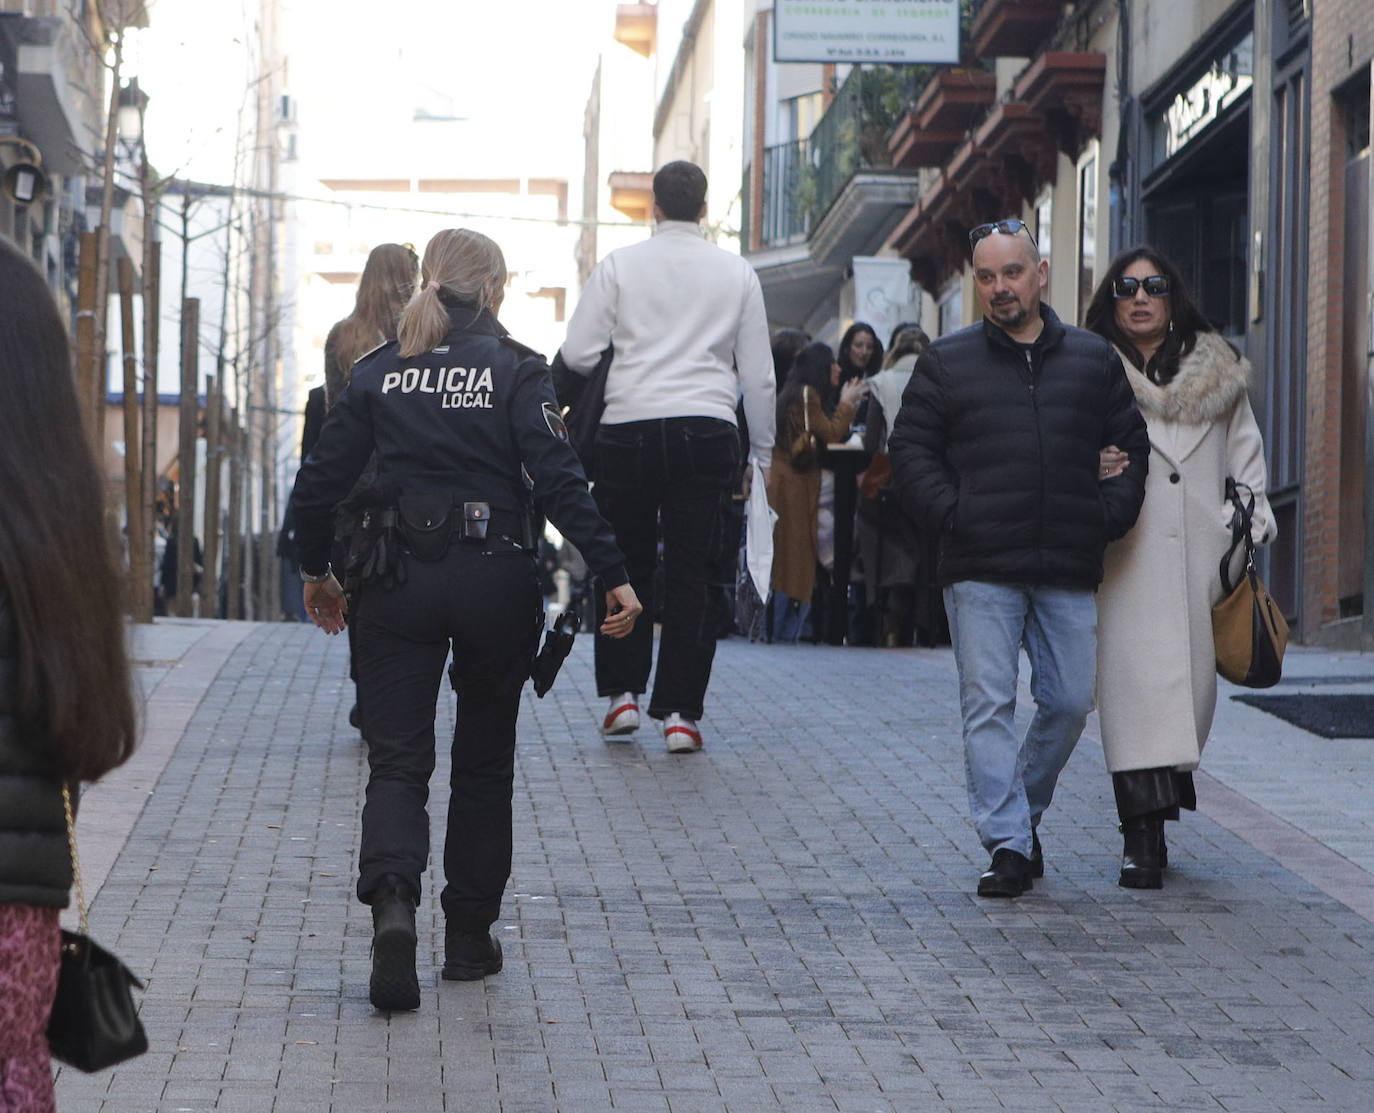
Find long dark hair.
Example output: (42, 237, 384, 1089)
(837, 321, 883, 382)
(0, 240, 137, 783)
(1083, 246, 1214, 385)
(770, 328, 809, 397)
(776, 341, 835, 432)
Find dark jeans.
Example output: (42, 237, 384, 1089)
(592, 417, 741, 721)
(352, 540, 541, 934)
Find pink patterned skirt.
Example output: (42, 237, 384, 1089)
(0, 904, 60, 1113)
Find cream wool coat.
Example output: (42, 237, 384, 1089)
(1096, 332, 1275, 773)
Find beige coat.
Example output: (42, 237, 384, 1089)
(1096, 332, 1275, 773)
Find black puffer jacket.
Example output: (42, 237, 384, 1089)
(889, 304, 1149, 588)
(0, 586, 71, 907)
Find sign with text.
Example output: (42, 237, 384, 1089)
(774, 0, 961, 65)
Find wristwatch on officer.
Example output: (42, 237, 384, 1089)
(300, 563, 332, 583)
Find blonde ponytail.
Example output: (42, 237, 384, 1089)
(397, 229, 508, 358)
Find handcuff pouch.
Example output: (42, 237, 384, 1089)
(397, 493, 455, 562)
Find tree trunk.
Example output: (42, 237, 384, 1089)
(117, 256, 149, 621)
(175, 298, 200, 617)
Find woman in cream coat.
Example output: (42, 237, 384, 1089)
(1087, 248, 1274, 890)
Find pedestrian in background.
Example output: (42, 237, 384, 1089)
(856, 324, 930, 646)
(770, 328, 809, 399)
(290, 228, 641, 1012)
(834, 321, 883, 393)
(0, 238, 138, 1111)
(561, 160, 775, 753)
(323, 242, 419, 408)
(890, 218, 1149, 898)
(767, 342, 866, 643)
(317, 242, 418, 726)
(1085, 248, 1275, 889)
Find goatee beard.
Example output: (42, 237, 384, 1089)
(992, 302, 1027, 329)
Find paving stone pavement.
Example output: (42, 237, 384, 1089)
(55, 620, 1374, 1113)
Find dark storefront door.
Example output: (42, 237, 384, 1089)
(1143, 114, 1251, 345)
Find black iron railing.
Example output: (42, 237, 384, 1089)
(744, 66, 916, 251)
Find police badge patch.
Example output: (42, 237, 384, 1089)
(542, 402, 569, 442)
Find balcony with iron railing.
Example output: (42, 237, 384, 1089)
(744, 65, 930, 252)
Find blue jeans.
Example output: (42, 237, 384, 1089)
(769, 592, 810, 644)
(943, 581, 1097, 858)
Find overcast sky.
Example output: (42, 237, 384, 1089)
(135, 0, 617, 185)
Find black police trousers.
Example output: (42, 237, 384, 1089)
(592, 416, 741, 721)
(352, 538, 540, 934)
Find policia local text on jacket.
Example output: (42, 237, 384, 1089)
(890, 304, 1149, 588)
(289, 300, 629, 1001)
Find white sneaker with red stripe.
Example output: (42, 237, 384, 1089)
(663, 712, 703, 754)
(602, 693, 640, 738)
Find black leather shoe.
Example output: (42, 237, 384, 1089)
(369, 878, 420, 1010)
(1029, 829, 1044, 879)
(977, 848, 1031, 898)
(442, 928, 503, 981)
(1119, 817, 1164, 889)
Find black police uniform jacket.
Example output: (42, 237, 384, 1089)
(291, 302, 628, 588)
(0, 584, 72, 908)
(888, 304, 1149, 589)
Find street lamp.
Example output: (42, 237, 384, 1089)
(0, 135, 48, 206)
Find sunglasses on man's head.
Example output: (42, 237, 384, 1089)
(1112, 274, 1171, 299)
(968, 219, 1038, 248)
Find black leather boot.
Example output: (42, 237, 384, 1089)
(442, 925, 503, 981)
(1118, 816, 1164, 889)
(369, 876, 419, 1010)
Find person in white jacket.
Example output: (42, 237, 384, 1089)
(561, 161, 775, 753)
(1088, 247, 1275, 890)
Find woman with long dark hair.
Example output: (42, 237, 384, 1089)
(0, 238, 138, 1110)
(766, 342, 865, 642)
(770, 328, 809, 398)
(1085, 246, 1274, 889)
(835, 321, 883, 389)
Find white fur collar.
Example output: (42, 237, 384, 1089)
(1116, 332, 1251, 424)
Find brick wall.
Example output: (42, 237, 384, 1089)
(1302, 2, 1373, 640)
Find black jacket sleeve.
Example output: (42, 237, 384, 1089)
(888, 347, 959, 534)
(509, 358, 628, 588)
(1098, 348, 1150, 541)
(290, 385, 375, 574)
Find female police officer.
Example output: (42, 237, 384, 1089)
(290, 228, 641, 1011)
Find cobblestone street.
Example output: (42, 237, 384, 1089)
(55, 620, 1374, 1112)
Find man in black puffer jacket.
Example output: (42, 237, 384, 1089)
(890, 219, 1148, 898)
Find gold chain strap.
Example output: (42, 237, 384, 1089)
(61, 784, 90, 937)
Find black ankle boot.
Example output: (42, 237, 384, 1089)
(442, 925, 503, 981)
(1119, 816, 1164, 889)
(370, 877, 419, 1010)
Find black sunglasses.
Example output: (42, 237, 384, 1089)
(968, 219, 1038, 248)
(1112, 274, 1171, 299)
